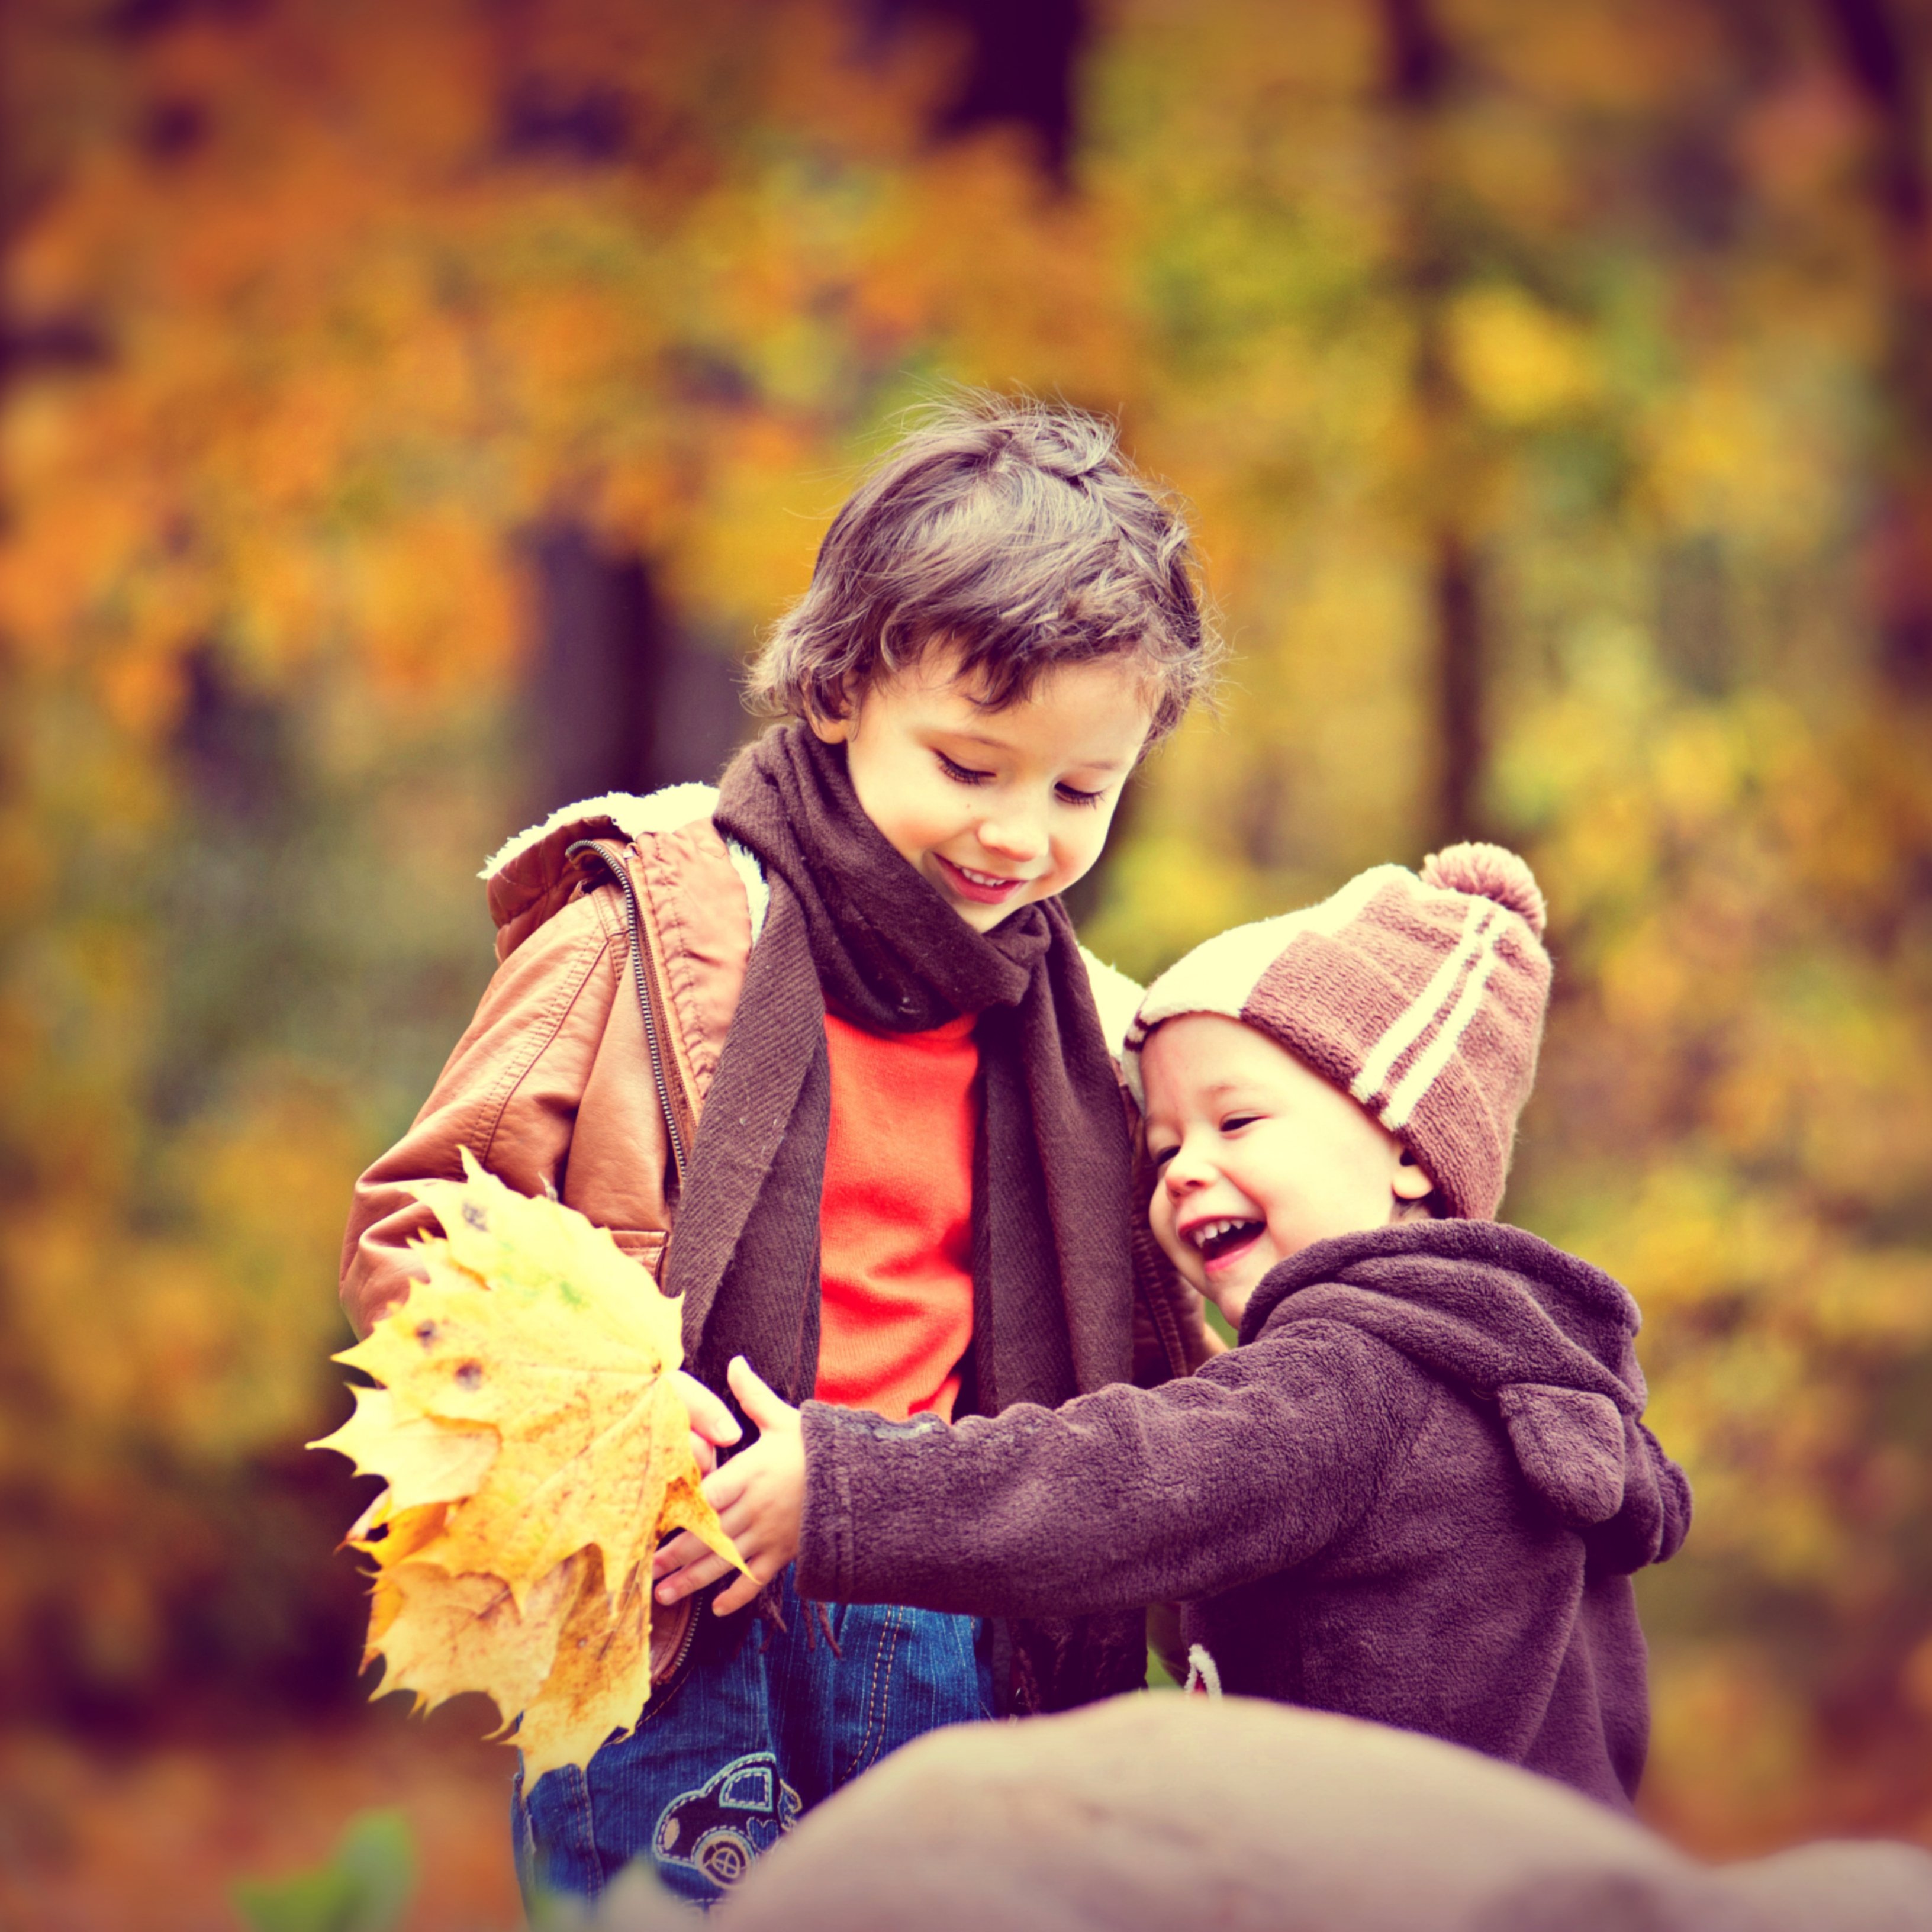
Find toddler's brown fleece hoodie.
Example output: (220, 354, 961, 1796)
(795, 1217, 1690, 1809)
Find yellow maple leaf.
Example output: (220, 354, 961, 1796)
(515, 1549, 656, 1782)
(311, 1149, 743, 1779)
(333, 1152, 735, 1607)
(369, 1551, 586, 1727)
(417, 1156, 683, 1368)
(359, 1503, 451, 1651)
(310, 1385, 498, 1530)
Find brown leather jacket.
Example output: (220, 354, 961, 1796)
(346, 787, 745, 1339)
(342, 784, 1210, 1375)
(339, 786, 1210, 1712)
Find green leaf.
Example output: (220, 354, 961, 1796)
(231, 1809, 417, 1932)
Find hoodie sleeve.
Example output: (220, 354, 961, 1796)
(796, 1319, 1425, 1619)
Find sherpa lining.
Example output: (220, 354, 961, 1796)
(482, 789, 1134, 1045)
(479, 784, 719, 878)
(478, 783, 770, 944)
(1079, 947, 1144, 1064)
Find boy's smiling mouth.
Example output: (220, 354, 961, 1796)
(1180, 1215, 1267, 1271)
(933, 854, 1031, 906)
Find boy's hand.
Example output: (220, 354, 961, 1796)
(654, 1357, 804, 1617)
(676, 1369, 742, 1475)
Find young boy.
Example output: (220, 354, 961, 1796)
(659, 845, 1693, 1811)
(338, 398, 1216, 1905)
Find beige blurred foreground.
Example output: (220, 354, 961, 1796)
(713, 1696, 1932, 1932)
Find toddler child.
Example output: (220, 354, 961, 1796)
(339, 397, 1216, 1906)
(660, 844, 1693, 1809)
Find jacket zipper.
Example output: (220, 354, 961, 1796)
(569, 836, 703, 1692)
(653, 1589, 704, 1688)
(567, 838, 689, 1193)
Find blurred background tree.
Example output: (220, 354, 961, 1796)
(1, 0, 1928, 1894)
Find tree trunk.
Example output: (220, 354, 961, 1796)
(1818, 0, 1932, 694)
(521, 523, 747, 824)
(1379, 0, 1489, 847)
(864, 0, 1089, 186)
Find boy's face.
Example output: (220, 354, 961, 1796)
(1141, 1014, 1434, 1327)
(812, 646, 1152, 933)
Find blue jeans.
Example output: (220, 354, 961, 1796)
(513, 1567, 992, 1908)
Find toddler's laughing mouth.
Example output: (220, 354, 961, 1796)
(1180, 1215, 1267, 1276)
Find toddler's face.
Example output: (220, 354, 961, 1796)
(813, 646, 1151, 933)
(1141, 1014, 1433, 1326)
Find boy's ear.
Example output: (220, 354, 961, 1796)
(805, 681, 856, 743)
(1392, 1147, 1436, 1203)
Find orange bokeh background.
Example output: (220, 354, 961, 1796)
(4, 1, 1931, 1923)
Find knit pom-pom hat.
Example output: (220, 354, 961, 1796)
(1124, 843, 1553, 1221)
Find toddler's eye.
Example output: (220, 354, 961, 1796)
(1220, 1113, 1261, 1135)
(1055, 782, 1106, 808)
(938, 752, 993, 786)
(1148, 1144, 1178, 1170)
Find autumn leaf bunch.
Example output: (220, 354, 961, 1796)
(311, 1150, 740, 1779)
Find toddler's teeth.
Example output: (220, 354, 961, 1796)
(1188, 1217, 1263, 1260)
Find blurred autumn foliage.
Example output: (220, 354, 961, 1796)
(2, 0, 1930, 1889)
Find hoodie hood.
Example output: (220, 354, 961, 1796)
(1243, 1219, 1690, 1576)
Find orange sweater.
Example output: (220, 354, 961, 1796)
(814, 1009, 979, 1423)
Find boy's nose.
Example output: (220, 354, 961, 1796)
(975, 810, 1047, 864)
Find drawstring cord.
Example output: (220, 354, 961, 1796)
(1183, 1643, 1222, 1699)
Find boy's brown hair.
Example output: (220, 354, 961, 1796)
(748, 394, 1216, 742)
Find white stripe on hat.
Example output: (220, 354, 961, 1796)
(1380, 912, 1509, 1130)
(1348, 897, 1498, 1112)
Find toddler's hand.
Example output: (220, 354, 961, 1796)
(675, 1368, 742, 1475)
(653, 1357, 804, 1618)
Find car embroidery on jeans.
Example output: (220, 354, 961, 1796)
(653, 1753, 803, 1889)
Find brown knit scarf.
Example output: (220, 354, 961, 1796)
(662, 722, 1136, 1418)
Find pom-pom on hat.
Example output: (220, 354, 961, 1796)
(1124, 843, 1553, 1221)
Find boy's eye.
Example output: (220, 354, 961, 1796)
(1220, 1113, 1261, 1135)
(1055, 782, 1106, 809)
(937, 752, 993, 786)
